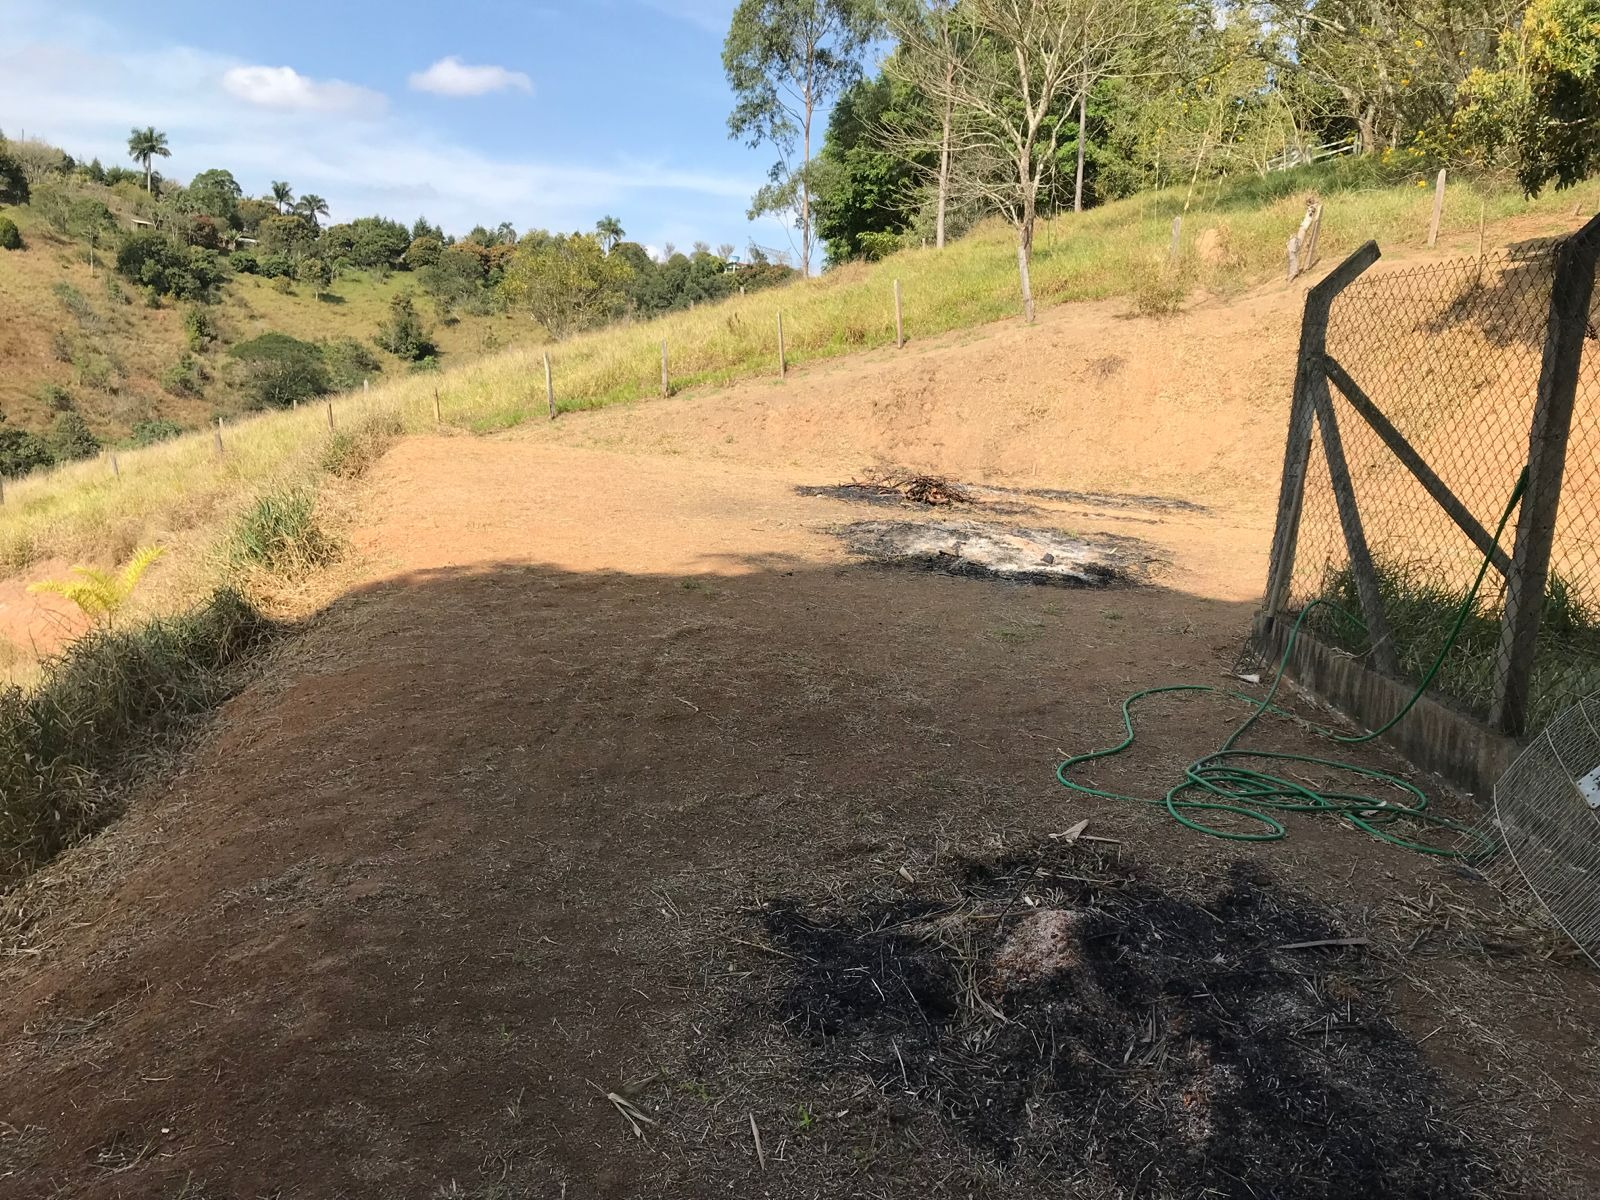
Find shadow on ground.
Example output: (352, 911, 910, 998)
(1, 554, 1596, 1198)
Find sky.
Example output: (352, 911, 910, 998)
(0, 0, 819, 260)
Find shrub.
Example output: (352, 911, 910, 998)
(321, 410, 402, 480)
(230, 248, 260, 274)
(0, 588, 271, 884)
(52, 281, 95, 326)
(115, 231, 223, 301)
(129, 418, 184, 446)
(230, 488, 341, 577)
(228, 332, 331, 409)
(272, 276, 294, 295)
(37, 383, 74, 412)
(48, 330, 73, 363)
(49, 412, 100, 462)
(321, 337, 381, 392)
(374, 291, 435, 361)
(182, 305, 216, 352)
(0, 148, 28, 205)
(0, 428, 53, 478)
(1130, 255, 1194, 318)
(0, 216, 21, 251)
(162, 352, 207, 397)
(256, 251, 294, 279)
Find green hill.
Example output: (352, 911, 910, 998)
(0, 200, 531, 444)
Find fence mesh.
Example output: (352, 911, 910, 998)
(1284, 235, 1600, 733)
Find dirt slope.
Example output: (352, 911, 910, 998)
(1, 425, 1596, 1197)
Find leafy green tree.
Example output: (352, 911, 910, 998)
(270, 181, 294, 212)
(127, 127, 171, 194)
(295, 193, 330, 227)
(411, 215, 445, 241)
(1451, 0, 1600, 194)
(236, 197, 276, 234)
(405, 235, 443, 269)
(187, 168, 244, 226)
(256, 212, 318, 258)
(373, 292, 436, 360)
(500, 232, 634, 337)
(297, 255, 335, 299)
(228, 333, 333, 408)
(0, 145, 28, 205)
(321, 216, 412, 270)
(0, 216, 22, 251)
(723, 0, 882, 276)
(595, 215, 626, 253)
(813, 72, 930, 262)
(0, 428, 53, 477)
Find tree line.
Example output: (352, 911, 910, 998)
(0, 127, 799, 346)
(724, 0, 1600, 312)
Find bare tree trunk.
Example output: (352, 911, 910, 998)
(936, 62, 954, 249)
(1017, 237, 1035, 325)
(1074, 89, 1088, 213)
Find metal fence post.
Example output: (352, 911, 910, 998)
(1260, 241, 1382, 630)
(1491, 216, 1600, 735)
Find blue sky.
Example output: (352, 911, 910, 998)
(0, 0, 821, 260)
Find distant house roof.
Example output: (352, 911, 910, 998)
(128, 216, 154, 228)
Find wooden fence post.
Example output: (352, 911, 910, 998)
(893, 279, 904, 349)
(326, 400, 335, 432)
(111, 454, 120, 479)
(777, 311, 786, 377)
(1427, 168, 1447, 247)
(1259, 241, 1383, 632)
(0, 476, 6, 506)
(213, 417, 224, 456)
(433, 387, 442, 423)
(660, 341, 670, 397)
(544, 352, 555, 420)
(1491, 215, 1600, 734)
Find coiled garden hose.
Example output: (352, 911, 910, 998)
(1055, 468, 1529, 857)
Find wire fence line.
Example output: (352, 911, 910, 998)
(1261, 217, 1600, 742)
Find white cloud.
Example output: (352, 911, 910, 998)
(0, 0, 765, 246)
(408, 56, 533, 98)
(222, 65, 386, 117)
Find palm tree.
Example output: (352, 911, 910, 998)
(595, 214, 624, 254)
(270, 181, 294, 213)
(295, 193, 329, 228)
(126, 127, 171, 194)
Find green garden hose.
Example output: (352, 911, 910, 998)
(1055, 468, 1529, 857)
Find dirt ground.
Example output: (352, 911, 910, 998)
(3, 290, 1600, 1197)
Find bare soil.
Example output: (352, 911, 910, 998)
(3, 293, 1599, 1197)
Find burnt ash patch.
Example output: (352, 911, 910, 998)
(759, 850, 1487, 1200)
(834, 519, 1156, 587)
(988, 484, 1208, 513)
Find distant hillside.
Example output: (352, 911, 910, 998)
(0, 201, 531, 446)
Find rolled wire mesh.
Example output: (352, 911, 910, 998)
(1474, 691, 1600, 968)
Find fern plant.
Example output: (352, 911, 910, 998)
(29, 545, 165, 624)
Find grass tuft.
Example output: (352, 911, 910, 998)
(321, 409, 404, 480)
(0, 588, 272, 886)
(230, 487, 342, 579)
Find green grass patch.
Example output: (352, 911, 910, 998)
(0, 588, 272, 886)
(1308, 560, 1600, 730)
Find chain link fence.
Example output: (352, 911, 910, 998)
(1282, 234, 1600, 734)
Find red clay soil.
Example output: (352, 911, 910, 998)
(2, 352, 1599, 1194)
